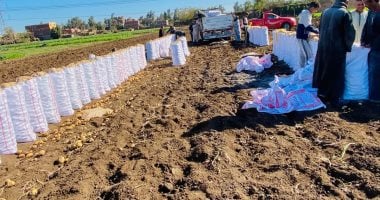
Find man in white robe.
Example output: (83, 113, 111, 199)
(351, 0, 368, 43)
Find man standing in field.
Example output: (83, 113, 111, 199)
(361, 0, 380, 102)
(296, 1, 320, 67)
(351, 0, 368, 43)
(312, 0, 355, 106)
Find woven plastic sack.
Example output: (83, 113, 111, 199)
(159, 38, 171, 58)
(140, 45, 148, 68)
(63, 67, 83, 110)
(17, 77, 48, 133)
(104, 56, 117, 89)
(146, 41, 160, 61)
(110, 54, 123, 85)
(179, 37, 190, 57)
(343, 45, 370, 100)
(136, 46, 144, 71)
(3, 83, 36, 142)
(236, 56, 264, 73)
(130, 47, 140, 73)
(91, 58, 107, 96)
(35, 73, 61, 123)
(82, 62, 101, 99)
(96, 57, 111, 92)
(123, 50, 134, 77)
(171, 41, 186, 66)
(0, 89, 17, 154)
(74, 64, 91, 105)
(49, 69, 74, 116)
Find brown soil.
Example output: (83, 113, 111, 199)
(0, 33, 157, 84)
(0, 39, 379, 200)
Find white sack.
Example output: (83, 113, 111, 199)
(35, 74, 61, 123)
(97, 57, 111, 92)
(171, 41, 186, 66)
(64, 67, 83, 109)
(74, 65, 91, 105)
(104, 56, 117, 89)
(82, 62, 101, 99)
(179, 37, 190, 57)
(49, 70, 74, 116)
(19, 78, 48, 133)
(0, 90, 17, 154)
(3, 84, 36, 142)
(248, 26, 269, 46)
(92, 59, 107, 96)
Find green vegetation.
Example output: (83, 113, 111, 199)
(0, 28, 157, 61)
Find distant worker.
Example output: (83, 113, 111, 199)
(233, 16, 241, 42)
(296, 1, 320, 67)
(159, 26, 164, 38)
(242, 13, 249, 44)
(189, 20, 195, 42)
(351, 0, 368, 43)
(167, 26, 176, 34)
(192, 19, 201, 44)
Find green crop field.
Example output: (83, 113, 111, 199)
(0, 28, 158, 61)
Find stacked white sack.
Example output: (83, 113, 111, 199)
(0, 89, 17, 154)
(34, 72, 61, 124)
(2, 83, 36, 142)
(159, 37, 171, 58)
(146, 41, 160, 61)
(135, 46, 144, 71)
(272, 30, 301, 70)
(140, 45, 148, 68)
(119, 51, 129, 81)
(110, 53, 122, 85)
(343, 45, 370, 100)
(64, 67, 83, 110)
(82, 62, 101, 99)
(123, 49, 134, 77)
(91, 59, 107, 96)
(171, 41, 186, 66)
(97, 57, 111, 92)
(179, 37, 190, 57)
(74, 64, 92, 105)
(17, 76, 48, 133)
(130, 47, 140, 73)
(104, 56, 117, 89)
(248, 26, 269, 46)
(49, 68, 74, 116)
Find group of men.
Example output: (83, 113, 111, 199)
(297, 0, 379, 105)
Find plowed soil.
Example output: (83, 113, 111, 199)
(0, 37, 379, 200)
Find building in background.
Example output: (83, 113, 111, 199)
(124, 19, 140, 30)
(25, 22, 56, 40)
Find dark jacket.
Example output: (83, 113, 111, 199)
(361, 10, 380, 50)
(296, 24, 319, 40)
(312, 0, 355, 101)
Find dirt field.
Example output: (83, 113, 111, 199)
(0, 36, 379, 200)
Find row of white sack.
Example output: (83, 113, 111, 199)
(0, 45, 147, 155)
(247, 26, 270, 46)
(146, 35, 190, 63)
(272, 30, 318, 71)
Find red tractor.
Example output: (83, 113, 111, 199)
(249, 12, 297, 31)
